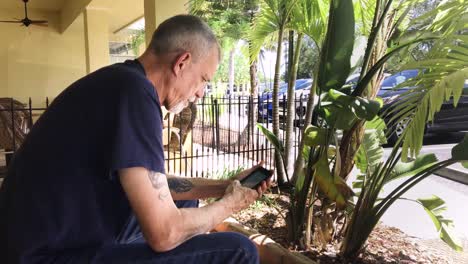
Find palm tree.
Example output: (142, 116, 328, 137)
(249, 0, 299, 184)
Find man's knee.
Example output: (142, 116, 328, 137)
(213, 232, 259, 263)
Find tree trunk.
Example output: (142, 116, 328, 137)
(273, 27, 286, 184)
(285, 33, 303, 180)
(291, 71, 318, 184)
(228, 47, 235, 94)
(246, 58, 259, 149)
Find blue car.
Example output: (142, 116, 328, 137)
(258, 79, 312, 122)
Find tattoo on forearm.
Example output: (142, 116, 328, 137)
(167, 178, 194, 193)
(148, 171, 165, 189)
(159, 191, 169, 201)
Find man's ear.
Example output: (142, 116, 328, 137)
(172, 52, 192, 76)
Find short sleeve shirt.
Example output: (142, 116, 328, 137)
(0, 60, 165, 263)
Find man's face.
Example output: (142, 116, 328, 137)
(166, 48, 218, 114)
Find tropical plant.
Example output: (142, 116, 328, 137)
(341, 126, 467, 258)
(258, 0, 468, 254)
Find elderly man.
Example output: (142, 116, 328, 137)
(0, 15, 269, 264)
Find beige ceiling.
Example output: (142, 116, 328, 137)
(0, 0, 144, 35)
(0, 0, 67, 11)
(108, 0, 144, 34)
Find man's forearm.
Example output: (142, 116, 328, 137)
(167, 176, 230, 200)
(168, 198, 234, 250)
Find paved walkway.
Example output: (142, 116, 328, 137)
(377, 146, 468, 262)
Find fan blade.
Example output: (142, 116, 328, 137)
(30, 20, 48, 24)
(31, 23, 48, 27)
(0, 20, 23, 23)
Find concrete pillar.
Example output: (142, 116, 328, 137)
(143, 0, 187, 46)
(83, 7, 109, 73)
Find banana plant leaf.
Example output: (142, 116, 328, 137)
(319, 89, 382, 129)
(418, 195, 463, 251)
(365, 115, 386, 130)
(317, 0, 355, 92)
(355, 129, 386, 175)
(304, 125, 329, 147)
(314, 153, 353, 208)
(385, 154, 439, 185)
(257, 123, 284, 154)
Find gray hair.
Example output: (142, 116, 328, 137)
(148, 15, 220, 63)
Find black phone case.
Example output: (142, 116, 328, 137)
(240, 167, 272, 189)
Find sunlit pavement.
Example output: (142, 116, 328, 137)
(378, 140, 468, 261)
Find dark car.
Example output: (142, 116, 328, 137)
(282, 74, 362, 127)
(281, 70, 468, 141)
(380, 70, 468, 144)
(258, 79, 312, 122)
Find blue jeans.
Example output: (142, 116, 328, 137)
(53, 200, 259, 264)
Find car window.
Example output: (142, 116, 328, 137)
(381, 70, 419, 89)
(295, 80, 312, 90)
(345, 76, 359, 85)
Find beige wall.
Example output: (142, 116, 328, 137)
(0, 8, 86, 107)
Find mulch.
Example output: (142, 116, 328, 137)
(230, 192, 460, 264)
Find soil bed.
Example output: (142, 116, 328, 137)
(231, 192, 454, 264)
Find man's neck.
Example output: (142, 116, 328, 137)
(137, 52, 170, 106)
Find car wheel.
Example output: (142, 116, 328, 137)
(387, 116, 411, 146)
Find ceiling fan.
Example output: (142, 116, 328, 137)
(0, 0, 48, 27)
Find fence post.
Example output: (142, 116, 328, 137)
(210, 95, 215, 150)
(214, 98, 220, 154)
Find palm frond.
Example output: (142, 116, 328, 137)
(395, 42, 468, 159)
(353, 0, 376, 36)
(248, 0, 298, 63)
(290, 0, 329, 47)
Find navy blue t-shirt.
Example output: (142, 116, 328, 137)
(0, 60, 165, 263)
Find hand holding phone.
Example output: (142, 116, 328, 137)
(239, 166, 273, 189)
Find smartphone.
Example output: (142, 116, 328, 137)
(240, 167, 273, 189)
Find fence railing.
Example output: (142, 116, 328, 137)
(0, 92, 311, 178)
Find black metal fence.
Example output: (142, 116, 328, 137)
(0, 93, 309, 178)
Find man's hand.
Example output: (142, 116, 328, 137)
(233, 161, 272, 195)
(220, 180, 261, 213)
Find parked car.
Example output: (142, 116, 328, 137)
(279, 74, 361, 126)
(380, 71, 468, 144)
(257, 79, 312, 122)
(278, 70, 468, 144)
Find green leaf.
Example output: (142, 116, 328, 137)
(304, 125, 329, 146)
(314, 153, 352, 208)
(395, 51, 468, 159)
(354, 129, 385, 174)
(257, 123, 284, 154)
(319, 89, 382, 129)
(365, 116, 386, 130)
(317, 0, 355, 92)
(386, 154, 438, 185)
(291, 0, 329, 45)
(352, 174, 365, 189)
(418, 195, 463, 252)
(452, 134, 468, 161)
(295, 168, 306, 192)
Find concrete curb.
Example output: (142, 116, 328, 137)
(434, 166, 468, 185)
